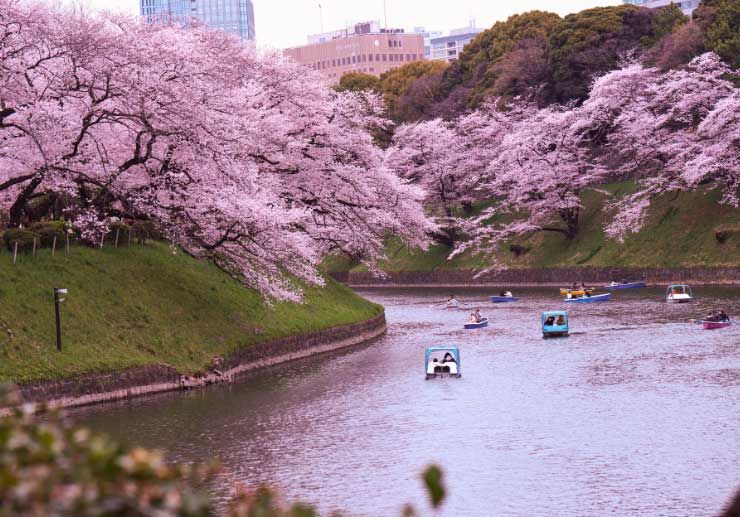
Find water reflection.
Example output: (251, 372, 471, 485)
(69, 287, 740, 516)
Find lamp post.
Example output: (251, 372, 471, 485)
(53, 287, 67, 351)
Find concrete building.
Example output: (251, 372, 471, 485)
(140, 0, 256, 42)
(413, 27, 444, 60)
(429, 26, 483, 63)
(283, 21, 425, 83)
(622, 0, 700, 15)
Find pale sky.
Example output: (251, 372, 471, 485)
(52, 0, 620, 50)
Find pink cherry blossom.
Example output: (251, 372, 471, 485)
(0, 1, 433, 300)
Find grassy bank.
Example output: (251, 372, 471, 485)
(324, 184, 740, 274)
(0, 242, 382, 384)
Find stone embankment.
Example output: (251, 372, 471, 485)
(11, 314, 386, 411)
(333, 267, 740, 287)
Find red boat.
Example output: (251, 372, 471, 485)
(702, 320, 731, 330)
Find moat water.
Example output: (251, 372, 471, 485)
(70, 287, 740, 516)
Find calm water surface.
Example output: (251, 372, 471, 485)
(70, 287, 740, 516)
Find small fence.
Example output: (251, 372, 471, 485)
(2, 224, 155, 265)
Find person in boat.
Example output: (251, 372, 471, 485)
(610, 280, 619, 286)
(556, 315, 566, 326)
(571, 282, 578, 290)
(442, 352, 456, 364)
(718, 310, 729, 322)
(706, 310, 719, 322)
(474, 309, 482, 322)
(544, 316, 556, 326)
(585, 290, 591, 297)
(427, 357, 440, 374)
(499, 290, 506, 297)
(469, 312, 478, 323)
(504, 290, 513, 297)
(447, 294, 458, 304)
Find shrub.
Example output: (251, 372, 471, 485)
(0, 384, 217, 515)
(3, 228, 40, 252)
(703, 0, 740, 68)
(29, 220, 67, 247)
(0, 382, 449, 517)
(652, 21, 706, 70)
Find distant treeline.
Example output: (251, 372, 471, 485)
(336, 1, 740, 122)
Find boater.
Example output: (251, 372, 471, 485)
(474, 309, 482, 322)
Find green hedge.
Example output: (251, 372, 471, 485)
(3, 228, 39, 251)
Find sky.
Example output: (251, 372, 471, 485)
(55, 0, 621, 49)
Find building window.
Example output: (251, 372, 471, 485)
(376, 54, 380, 61)
(382, 54, 387, 61)
(447, 49, 456, 56)
(369, 54, 374, 62)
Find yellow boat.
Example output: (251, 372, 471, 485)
(559, 287, 595, 296)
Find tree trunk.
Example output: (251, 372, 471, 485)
(559, 207, 580, 240)
(8, 176, 42, 227)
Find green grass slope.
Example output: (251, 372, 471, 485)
(0, 242, 382, 384)
(324, 183, 740, 274)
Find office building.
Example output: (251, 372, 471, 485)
(429, 26, 483, 63)
(283, 21, 425, 83)
(140, 0, 256, 42)
(414, 27, 444, 60)
(622, 0, 700, 15)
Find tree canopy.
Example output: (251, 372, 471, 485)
(334, 72, 380, 93)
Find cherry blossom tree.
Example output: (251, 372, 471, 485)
(599, 53, 740, 240)
(450, 101, 609, 260)
(384, 119, 467, 246)
(0, 1, 433, 300)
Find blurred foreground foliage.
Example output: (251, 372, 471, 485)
(0, 384, 446, 516)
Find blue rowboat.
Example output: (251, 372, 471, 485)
(490, 296, 518, 303)
(542, 310, 568, 338)
(464, 318, 488, 329)
(605, 281, 646, 290)
(564, 293, 611, 303)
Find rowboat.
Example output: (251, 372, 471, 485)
(666, 284, 693, 303)
(464, 318, 488, 329)
(425, 346, 461, 379)
(490, 296, 518, 303)
(542, 310, 569, 338)
(560, 288, 594, 296)
(446, 300, 461, 309)
(564, 293, 611, 303)
(702, 320, 731, 330)
(605, 281, 646, 290)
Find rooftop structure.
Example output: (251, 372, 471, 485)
(284, 21, 424, 84)
(622, 0, 700, 15)
(429, 26, 483, 63)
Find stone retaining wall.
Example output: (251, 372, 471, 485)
(10, 313, 386, 410)
(336, 267, 740, 287)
